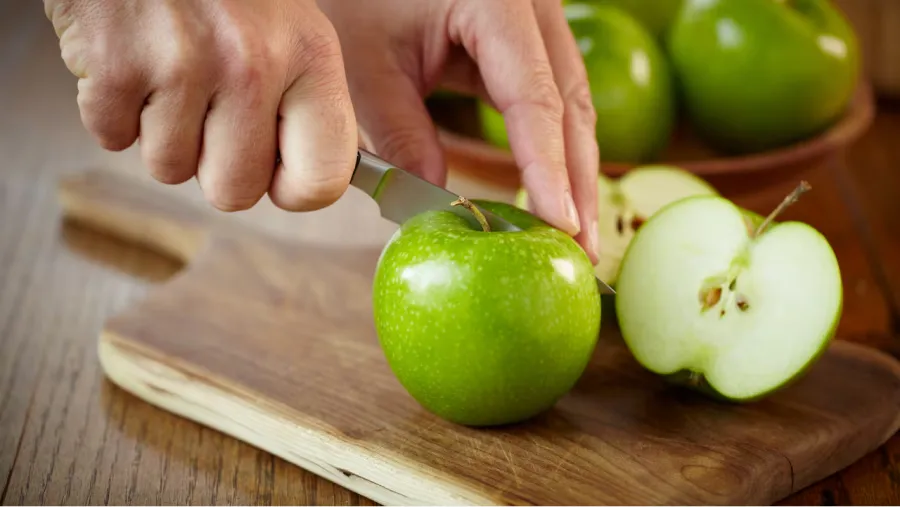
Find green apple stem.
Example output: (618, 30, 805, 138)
(451, 196, 491, 232)
(753, 181, 812, 237)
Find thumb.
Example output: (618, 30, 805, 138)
(350, 68, 447, 188)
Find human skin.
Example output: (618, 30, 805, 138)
(43, 0, 600, 262)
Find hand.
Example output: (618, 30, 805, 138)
(319, 0, 601, 263)
(44, 0, 358, 212)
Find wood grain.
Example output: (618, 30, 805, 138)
(2, 2, 900, 505)
(51, 168, 900, 506)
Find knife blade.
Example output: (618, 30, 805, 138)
(350, 149, 615, 295)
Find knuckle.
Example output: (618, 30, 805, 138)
(292, 25, 345, 81)
(524, 69, 564, 119)
(93, 59, 142, 95)
(144, 149, 196, 185)
(201, 166, 269, 213)
(77, 94, 137, 151)
(564, 82, 597, 126)
(158, 41, 205, 90)
(272, 161, 353, 212)
(205, 184, 264, 212)
(223, 34, 278, 95)
(300, 26, 342, 63)
(92, 131, 134, 152)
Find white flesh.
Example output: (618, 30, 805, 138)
(615, 196, 842, 399)
(596, 167, 718, 284)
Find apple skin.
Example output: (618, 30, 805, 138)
(666, 0, 861, 154)
(478, 101, 509, 149)
(564, 0, 684, 39)
(614, 194, 843, 402)
(659, 309, 839, 404)
(371, 200, 602, 426)
(478, 2, 676, 163)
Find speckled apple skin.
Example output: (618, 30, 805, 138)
(372, 200, 602, 427)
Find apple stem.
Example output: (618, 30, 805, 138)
(754, 181, 812, 237)
(451, 196, 491, 232)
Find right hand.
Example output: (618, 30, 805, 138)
(44, 0, 358, 212)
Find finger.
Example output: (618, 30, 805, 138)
(269, 28, 358, 212)
(76, 72, 147, 152)
(352, 62, 446, 187)
(449, 0, 580, 236)
(195, 70, 279, 212)
(139, 84, 210, 185)
(533, 0, 600, 263)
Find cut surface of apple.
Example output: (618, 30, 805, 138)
(516, 166, 718, 285)
(614, 194, 843, 401)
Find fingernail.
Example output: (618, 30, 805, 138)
(564, 188, 581, 234)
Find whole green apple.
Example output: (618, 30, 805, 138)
(372, 199, 601, 426)
(478, 2, 676, 164)
(614, 182, 843, 401)
(666, 0, 861, 154)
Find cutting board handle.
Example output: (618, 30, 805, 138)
(58, 170, 210, 262)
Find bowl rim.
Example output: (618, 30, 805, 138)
(438, 80, 876, 184)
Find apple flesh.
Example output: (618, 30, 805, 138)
(372, 199, 602, 426)
(614, 189, 842, 401)
(516, 165, 718, 286)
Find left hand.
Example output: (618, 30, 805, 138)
(318, 0, 601, 264)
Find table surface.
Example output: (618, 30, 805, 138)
(2, 2, 899, 505)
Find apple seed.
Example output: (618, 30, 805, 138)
(736, 294, 750, 311)
(700, 286, 723, 310)
(631, 216, 646, 230)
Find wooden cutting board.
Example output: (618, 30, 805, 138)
(58, 169, 900, 506)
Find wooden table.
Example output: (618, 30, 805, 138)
(1, 2, 898, 505)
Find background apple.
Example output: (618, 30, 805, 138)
(478, 1, 676, 163)
(613, 185, 843, 401)
(564, 0, 684, 39)
(666, 0, 861, 154)
(371, 199, 602, 426)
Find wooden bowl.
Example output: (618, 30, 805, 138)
(433, 81, 875, 214)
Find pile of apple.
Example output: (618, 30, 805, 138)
(479, 0, 861, 160)
(371, 1, 853, 428)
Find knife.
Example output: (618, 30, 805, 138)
(350, 149, 615, 295)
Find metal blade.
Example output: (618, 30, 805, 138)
(351, 150, 518, 232)
(351, 149, 615, 295)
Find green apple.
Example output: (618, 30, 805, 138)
(614, 182, 843, 401)
(564, 0, 684, 39)
(372, 198, 602, 426)
(666, 0, 861, 154)
(478, 2, 676, 163)
(516, 165, 718, 286)
(478, 100, 509, 149)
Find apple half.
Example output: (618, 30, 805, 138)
(613, 185, 843, 401)
(516, 165, 719, 286)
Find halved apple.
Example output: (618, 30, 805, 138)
(614, 183, 843, 401)
(516, 165, 718, 286)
